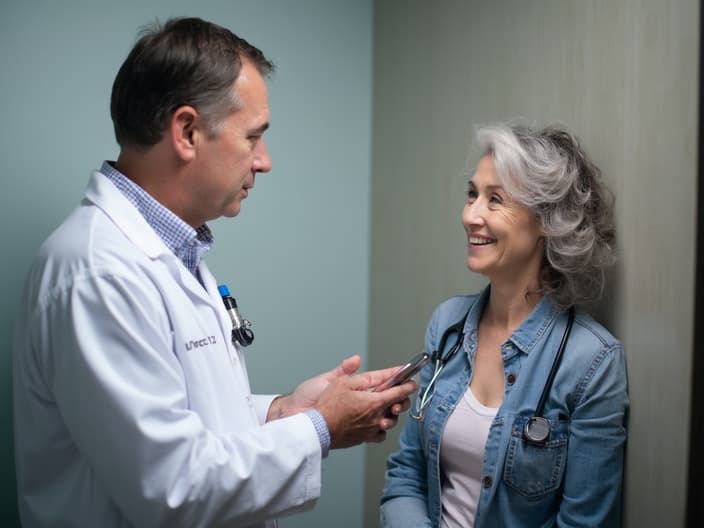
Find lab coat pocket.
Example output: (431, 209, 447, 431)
(503, 415, 568, 498)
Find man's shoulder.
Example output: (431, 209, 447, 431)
(39, 201, 127, 262)
(27, 202, 145, 302)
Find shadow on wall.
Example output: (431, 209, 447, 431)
(586, 251, 623, 337)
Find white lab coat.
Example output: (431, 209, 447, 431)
(13, 170, 322, 527)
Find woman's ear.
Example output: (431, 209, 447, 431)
(169, 105, 200, 162)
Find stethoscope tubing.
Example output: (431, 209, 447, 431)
(523, 306, 575, 444)
(533, 306, 575, 419)
(413, 303, 576, 444)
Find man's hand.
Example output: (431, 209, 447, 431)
(266, 359, 417, 448)
(266, 355, 361, 421)
(314, 368, 417, 449)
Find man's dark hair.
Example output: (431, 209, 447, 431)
(110, 17, 274, 150)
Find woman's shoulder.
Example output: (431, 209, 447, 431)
(572, 308, 622, 351)
(561, 309, 628, 410)
(561, 308, 626, 390)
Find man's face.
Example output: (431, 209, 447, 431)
(188, 60, 272, 225)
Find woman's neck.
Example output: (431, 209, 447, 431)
(483, 280, 542, 333)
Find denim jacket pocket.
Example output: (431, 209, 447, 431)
(503, 415, 568, 498)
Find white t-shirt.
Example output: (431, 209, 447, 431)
(440, 386, 499, 528)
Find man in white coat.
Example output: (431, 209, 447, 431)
(12, 17, 416, 528)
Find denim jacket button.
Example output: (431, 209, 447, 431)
(482, 475, 492, 488)
(506, 373, 516, 385)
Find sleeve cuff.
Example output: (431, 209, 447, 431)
(303, 409, 330, 458)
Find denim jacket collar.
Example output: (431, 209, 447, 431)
(462, 286, 562, 359)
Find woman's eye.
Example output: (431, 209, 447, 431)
(466, 189, 477, 201)
(489, 194, 503, 204)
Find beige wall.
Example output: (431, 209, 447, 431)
(365, 1, 699, 526)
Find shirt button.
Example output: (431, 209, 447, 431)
(482, 475, 492, 488)
(506, 373, 517, 385)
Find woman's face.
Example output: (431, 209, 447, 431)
(461, 155, 543, 285)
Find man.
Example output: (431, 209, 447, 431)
(12, 18, 415, 527)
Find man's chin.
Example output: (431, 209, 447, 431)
(223, 202, 242, 218)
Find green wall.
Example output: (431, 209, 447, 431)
(0, 1, 372, 526)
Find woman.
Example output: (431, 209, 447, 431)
(381, 123, 628, 527)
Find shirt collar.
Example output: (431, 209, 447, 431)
(100, 161, 213, 274)
(508, 294, 561, 354)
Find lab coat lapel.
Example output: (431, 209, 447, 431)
(85, 170, 214, 307)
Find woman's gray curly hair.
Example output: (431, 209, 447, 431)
(476, 123, 616, 308)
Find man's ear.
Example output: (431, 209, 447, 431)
(170, 106, 200, 162)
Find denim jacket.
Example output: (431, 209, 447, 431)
(381, 288, 628, 527)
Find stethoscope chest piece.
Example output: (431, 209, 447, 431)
(523, 416, 551, 444)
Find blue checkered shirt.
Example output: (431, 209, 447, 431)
(100, 161, 213, 277)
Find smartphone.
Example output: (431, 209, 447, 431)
(373, 352, 430, 392)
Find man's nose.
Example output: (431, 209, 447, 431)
(253, 140, 272, 173)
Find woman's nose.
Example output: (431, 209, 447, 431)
(462, 201, 485, 227)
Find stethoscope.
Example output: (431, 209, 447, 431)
(411, 305, 575, 446)
(218, 284, 255, 347)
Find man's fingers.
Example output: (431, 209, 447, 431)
(340, 355, 361, 375)
(387, 398, 411, 415)
(378, 415, 398, 430)
(347, 365, 407, 390)
(376, 380, 418, 405)
(345, 373, 417, 407)
(325, 355, 361, 380)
